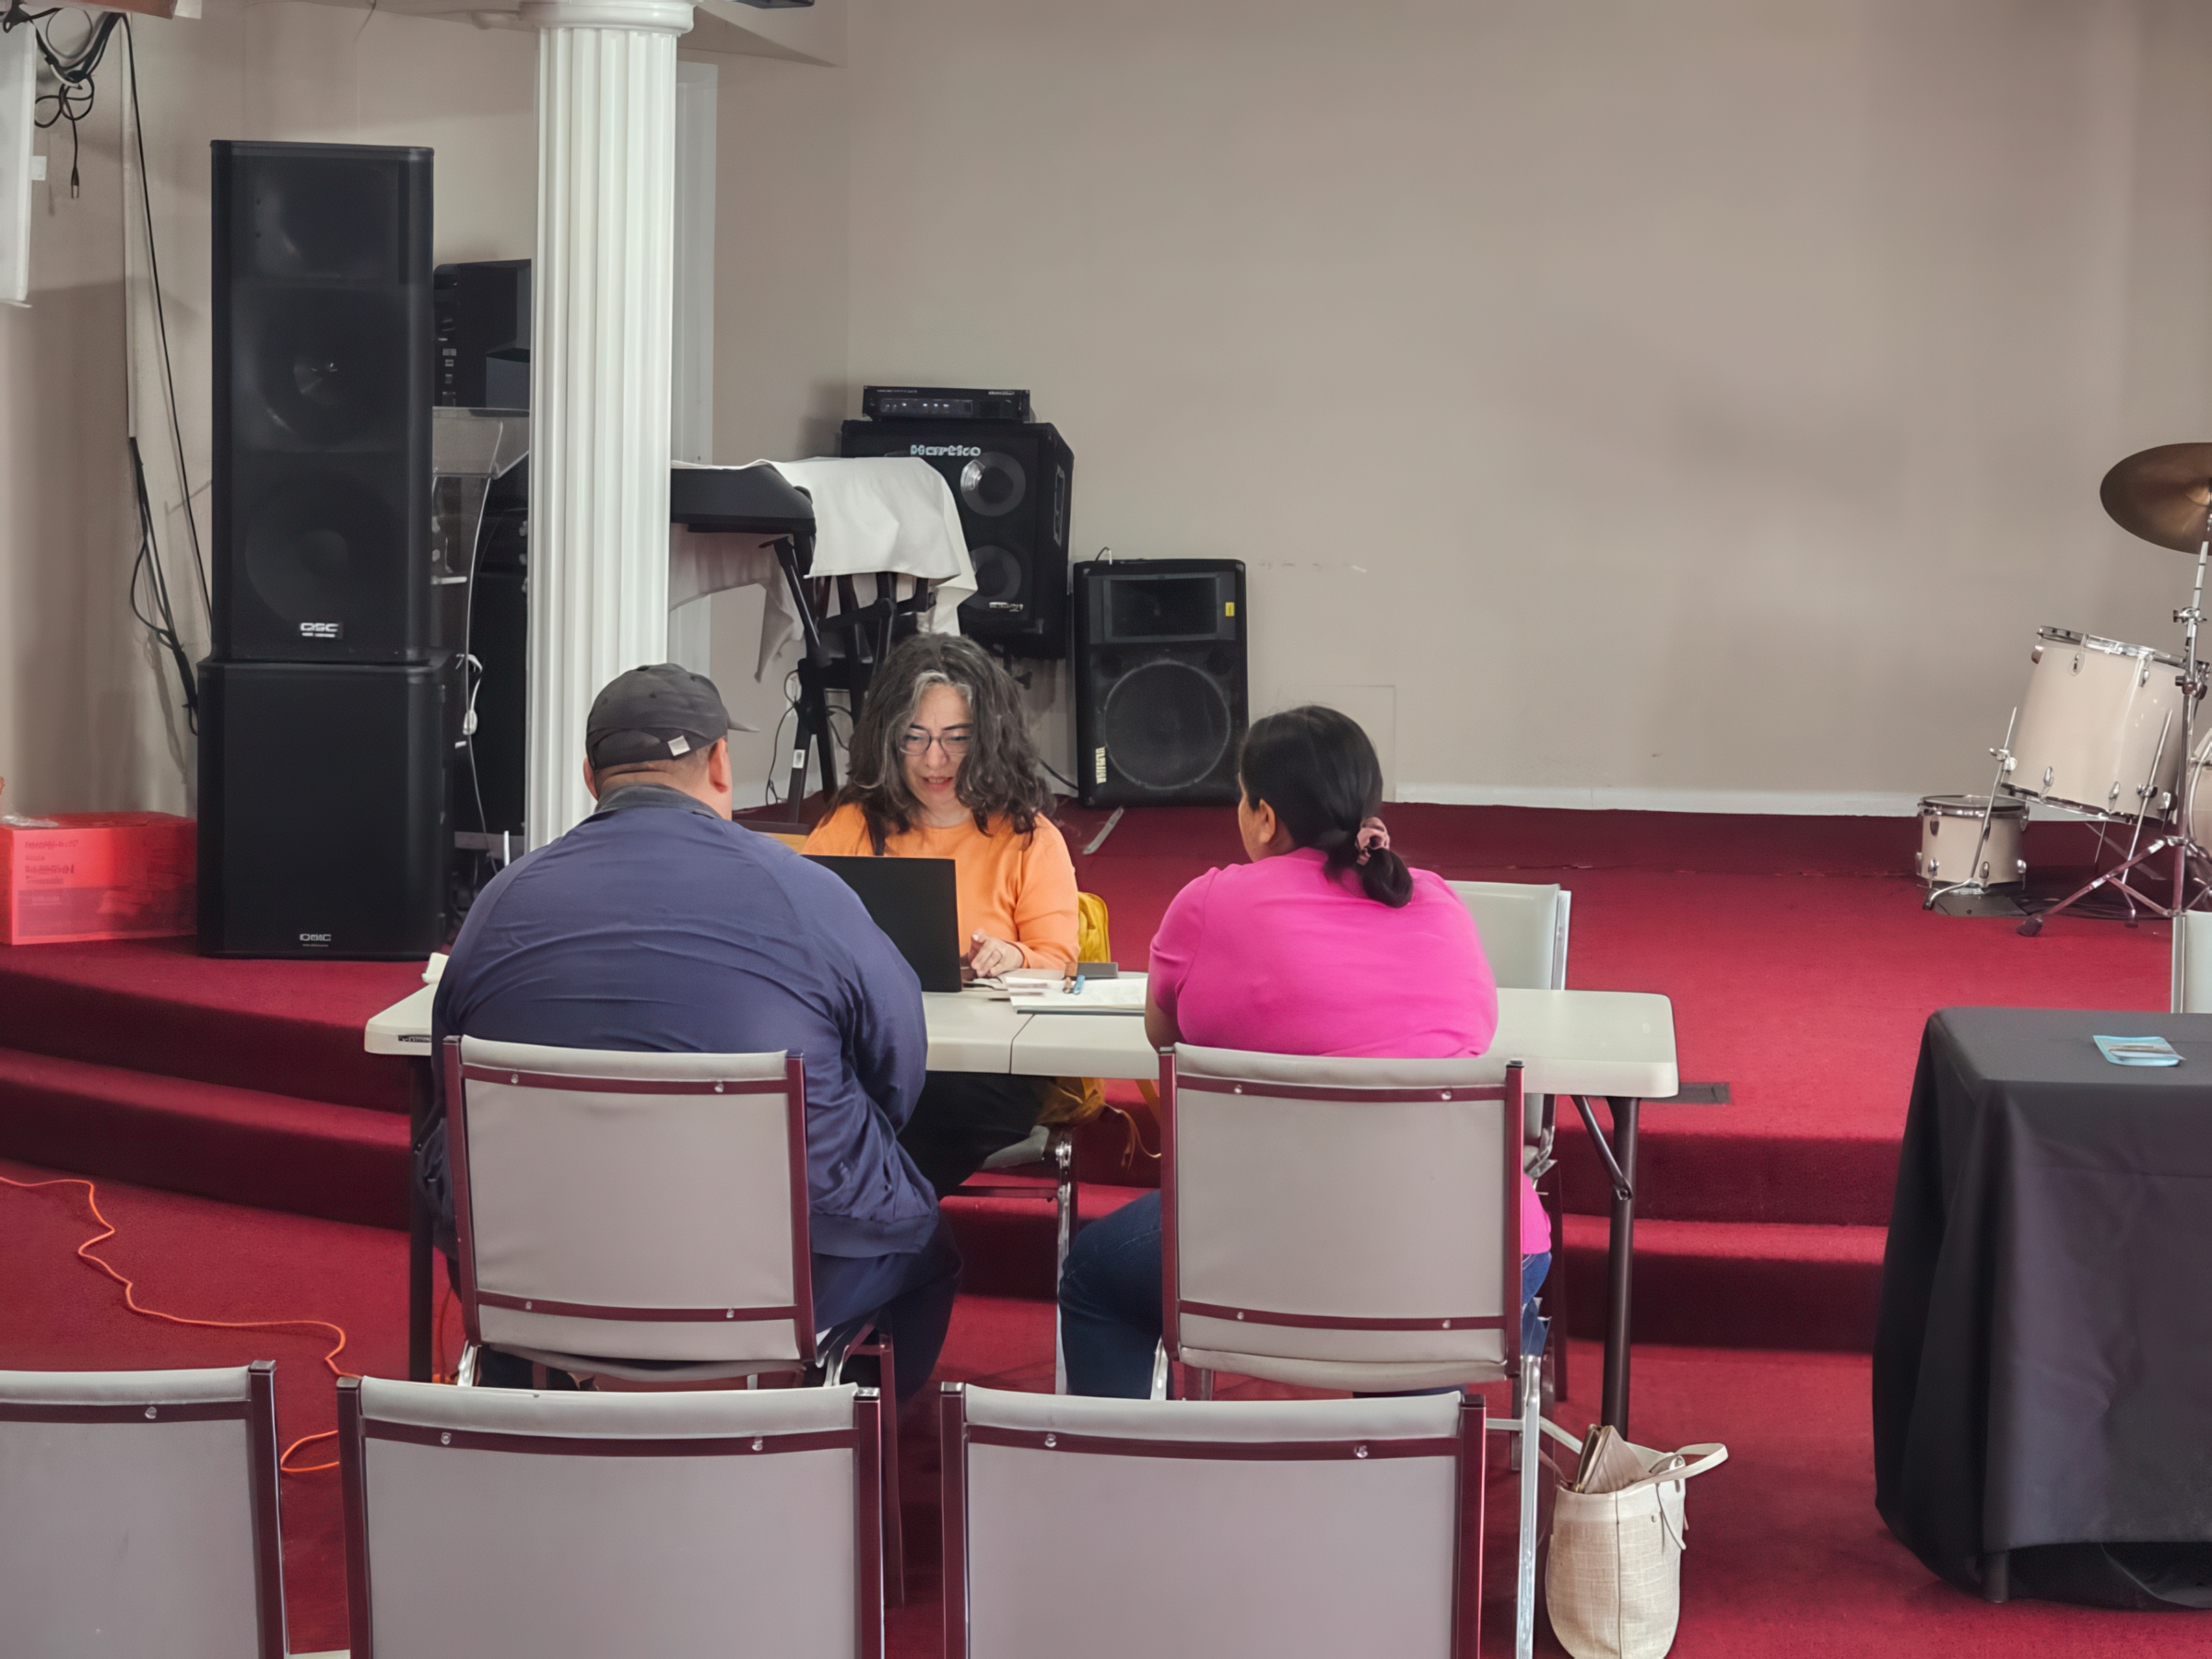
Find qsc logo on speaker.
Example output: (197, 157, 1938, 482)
(910, 443, 982, 460)
(297, 933, 333, 947)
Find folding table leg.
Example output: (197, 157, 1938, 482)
(1601, 1097, 1641, 1434)
(406, 1058, 435, 1382)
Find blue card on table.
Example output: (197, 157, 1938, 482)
(2093, 1034, 2183, 1066)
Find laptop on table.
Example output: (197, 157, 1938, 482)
(806, 855, 964, 992)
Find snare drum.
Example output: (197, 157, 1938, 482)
(1916, 794, 2027, 887)
(2003, 629, 2183, 819)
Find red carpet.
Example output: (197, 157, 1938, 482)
(0, 803, 2176, 1350)
(3, 1156, 2184, 1656)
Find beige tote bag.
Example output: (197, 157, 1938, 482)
(1541, 1422, 1728, 1659)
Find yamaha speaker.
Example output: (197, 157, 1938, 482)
(839, 417, 1074, 657)
(211, 141, 434, 663)
(1072, 559, 1247, 807)
(197, 660, 451, 958)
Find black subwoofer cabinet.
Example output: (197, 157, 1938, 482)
(196, 660, 450, 959)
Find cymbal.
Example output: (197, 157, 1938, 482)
(2101, 443, 2212, 551)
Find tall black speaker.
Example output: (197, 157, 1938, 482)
(197, 661, 451, 958)
(839, 418, 1074, 657)
(212, 141, 434, 662)
(203, 141, 447, 958)
(1072, 559, 1247, 807)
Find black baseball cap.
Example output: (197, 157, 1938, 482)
(585, 664, 749, 769)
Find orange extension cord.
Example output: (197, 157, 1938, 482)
(2, 1171, 367, 1474)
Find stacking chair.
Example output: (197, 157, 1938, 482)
(941, 1382, 1485, 1659)
(1451, 878, 1572, 1402)
(1156, 1044, 1547, 1659)
(443, 1034, 907, 1597)
(0, 1362, 287, 1659)
(1449, 880, 1571, 995)
(340, 1376, 884, 1659)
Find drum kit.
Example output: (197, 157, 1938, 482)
(1921, 443, 2212, 935)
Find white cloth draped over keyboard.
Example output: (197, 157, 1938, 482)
(667, 457, 977, 677)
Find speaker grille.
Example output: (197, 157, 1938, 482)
(959, 451, 1027, 517)
(240, 289, 409, 450)
(968, 544, 1024, 607)
(1101, 660, 1234, 792)
(245, 156, 401, 283)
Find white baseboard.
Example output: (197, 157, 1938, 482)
(1394, 783, 1928, 818)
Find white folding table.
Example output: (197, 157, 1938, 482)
(365, 983, 1676, 1430)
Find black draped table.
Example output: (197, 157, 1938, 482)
(1874, 1006, 2212, 1609)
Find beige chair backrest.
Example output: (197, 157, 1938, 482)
(342, 1377, 881, 1659)
(943, 1382, 1479, 1659)
(1162, 1045, 1523, 1392)
(1449, 879, 1570, 992)
(448, 1035, 813, 1367)
(1452, 879, 1571, 1146)
(0, 1363, 285, 1659)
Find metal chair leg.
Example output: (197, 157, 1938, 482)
(455, 1343, 478, 1388)
(871, 1332, 903, 1608)
(1516, 1359, 1542, 1659)
(1053, 1132, 1077, 1394)
(1148, 1340, 1169, 1401)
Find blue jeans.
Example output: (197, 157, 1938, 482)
(810, 1214, 964, 1406)
(1057, 1189, 1552, 1399)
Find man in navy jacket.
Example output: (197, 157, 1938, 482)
(420, 664, 958, 1398)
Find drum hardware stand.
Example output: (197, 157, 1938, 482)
(2018, 502, 2212, 935)
(1923, 708, 2019, 911)
(2016, 718, 2183, 935)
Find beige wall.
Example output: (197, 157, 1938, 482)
(0, 78, 130, 818)
(842, 0, 2212, 809)
(693, 42, 852, 806)
(14, 1, 2212, 818)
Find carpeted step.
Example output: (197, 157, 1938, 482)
(0, 937, 420, 1114)
(0, 1044, 409, 1229)
(1559, 1212, 1884, 1352)
(1551, 1115, 1899, 1228)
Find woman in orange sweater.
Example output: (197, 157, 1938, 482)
(806, 632, 1078, 1194)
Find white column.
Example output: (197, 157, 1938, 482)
(521, 0, 692, 845)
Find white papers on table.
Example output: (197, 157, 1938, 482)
(1005, 973, 1148, 1014)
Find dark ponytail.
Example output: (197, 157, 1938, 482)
(1238, 706, 1414, 908)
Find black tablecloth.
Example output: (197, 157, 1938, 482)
(1874, 1007, 2212, 1609)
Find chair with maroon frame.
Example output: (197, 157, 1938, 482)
(0, 1362, 288, 1659)
(939, 1382, 1485, 1659)
(339, 1375, 884, 1658)
(441, 1034, 908, 1599)
(1154, 1045, 1547, 1659)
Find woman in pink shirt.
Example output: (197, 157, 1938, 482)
(1058, 705, 1551, 1396)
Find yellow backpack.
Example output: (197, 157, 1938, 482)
(1036, 891, 1116, 1127)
